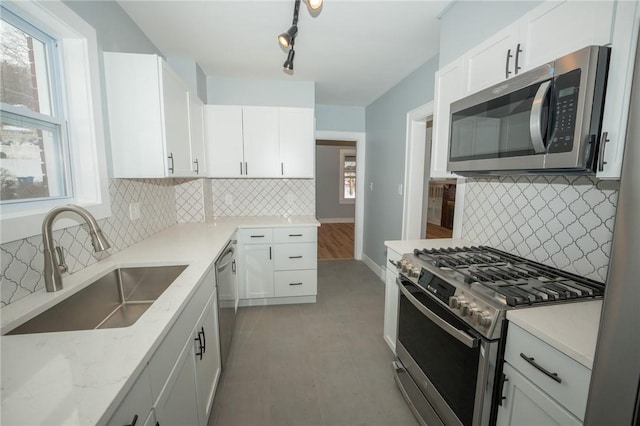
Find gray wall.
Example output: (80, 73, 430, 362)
(438, 1, 542, 66)
(63, 1, 161, 55)
(315, 104, 366, 132)
(207, 76, 315, 107)
(316, 144, 356, 220)
(363, 55, 439, 267)
(166, 58, 208, 103)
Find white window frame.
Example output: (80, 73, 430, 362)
(339, 148, 356, 205)
(0, 0, 111, 244)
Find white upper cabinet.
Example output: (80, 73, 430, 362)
(519, 1, 615, 70)
(188, 92, 206, 176)
(431, 58, 465, 179)
(279, 107, 315, 178)
(104, 52, 199, 178)
(204, 105, 315, 178)
(465, 23, 520, 95)
(242, 107, 281, 177)
(204, 105, 244, 177)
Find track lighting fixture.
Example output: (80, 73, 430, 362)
(278, 0, 322, 73)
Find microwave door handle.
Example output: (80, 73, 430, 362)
(396, 278, 479, 348)
(529, 80, 552, 154)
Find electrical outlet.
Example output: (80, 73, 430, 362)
(224, 194, 233, 205)
(129, 202, 141, 220)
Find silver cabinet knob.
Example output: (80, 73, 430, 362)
(449, 296, 459, 309)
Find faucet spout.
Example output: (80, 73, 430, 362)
(42, 204, 111, 292)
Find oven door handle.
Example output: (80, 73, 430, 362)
(397, 278, 479, 349)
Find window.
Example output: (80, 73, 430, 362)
(0, 1, 110, 244)
(339, 149, 356, 204)
(1, 9, 70, 203)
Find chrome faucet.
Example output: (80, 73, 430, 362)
(42, 204, 111, 292)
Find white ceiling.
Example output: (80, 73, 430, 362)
(117, 0, 451, 106)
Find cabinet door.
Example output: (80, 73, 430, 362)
(154, 338, 200, 426)
(242, 107, 280, 177)
(431, 59, 464, 179)
(240, 243, 274, 299)
(188, 92, 206, 176)
(518, 0, 615, 71)
(465, 23, 520, 94)
(598, 1, 640, 179)
(194, 290, 221, 425)
(107, 367, 153, 426)
(497, 363, 581, 426)
(279, 107, 315, 178)
(204, 105, 244, 178)
(161, 63, 192, 177)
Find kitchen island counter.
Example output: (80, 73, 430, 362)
(0, 216, 318, 426)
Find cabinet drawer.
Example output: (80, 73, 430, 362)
(148, 267, 215, 402)
(273, 227, 317, 243)
(274, 243, 317, 271)
(505, 323, 592, 421)
(274, 270, 317, 297)
(237, 228, 273, 244)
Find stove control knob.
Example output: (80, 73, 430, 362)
(449, 296, 459, 309)
(410, 266, 421, 278)
(478, 314, 493, 328)
(459, 302, 470, 316)
(469, 307, 481, 321)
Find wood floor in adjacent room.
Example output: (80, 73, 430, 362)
(317, 222, 354, 260)
(425, 223, 453, 239)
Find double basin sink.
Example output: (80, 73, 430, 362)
(8, 265, 187, 335)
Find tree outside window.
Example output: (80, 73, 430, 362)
(339, 149, 356, 204)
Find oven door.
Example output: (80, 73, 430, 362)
(395, 276, 496, 426)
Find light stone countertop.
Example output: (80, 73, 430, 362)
(0, 216, 318, 426)
(507, 300, 603, 369)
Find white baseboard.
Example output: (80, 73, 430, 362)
(362, 253, 385, 282)
(238, 295, 316, 307)
(318, 217, 355, 224)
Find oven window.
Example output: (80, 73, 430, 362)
(449, 80, 551, 162)
(398, 285, 480, 426)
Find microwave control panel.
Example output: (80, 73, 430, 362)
(548, 69, 581, 153)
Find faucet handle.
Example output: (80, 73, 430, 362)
(55, 246, 68, 273)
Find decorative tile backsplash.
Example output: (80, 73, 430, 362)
(175, 178, 206, 223)
(461, 175, 619, 282)
(211, 179, 315, 216)
(1, 179, 177, 307)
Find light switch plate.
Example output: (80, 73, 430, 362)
(129, 202, 140, 220)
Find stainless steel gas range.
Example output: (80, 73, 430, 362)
(392, 246, 605, 426)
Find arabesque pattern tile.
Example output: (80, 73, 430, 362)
(175, 179, 205, 223)
(211, 179, 315, 216)
(462, 175, 619, 282)
(1, 179, 177, 307)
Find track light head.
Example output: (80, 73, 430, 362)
(278, 25, 298, 49)
(283, 48, 295, 72)
(306, 0, 323, 10)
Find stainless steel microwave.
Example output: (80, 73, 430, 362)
(448, 45, 610, 176)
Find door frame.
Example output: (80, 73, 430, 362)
(315, 130, 366, 260)
(401, 102, 465, 240)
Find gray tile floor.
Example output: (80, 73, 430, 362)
(208, 260, 418, 426)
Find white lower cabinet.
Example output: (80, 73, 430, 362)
(238, 227, 317, 305)
(383, 248, 402, 354)
(109, 267, 220, 426)
(107, 367, 153, 426)
(154, 337, 200, 426)
(497, 323, 592, 425)
(497, 363, 581, 426)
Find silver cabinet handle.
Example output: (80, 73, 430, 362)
(529, 80, 552, 154)
(289, 282, 303, 286)
(193, 158, 199, 175)
(168, 152, 174, 173)
(514, 43, 523, 75)
(240, 162, 243, 175)
(289, 234, 303, 237)
(597, 131, 610, 172)
(396, 277, 479, 348)
(281, 162, 284, 175)
(245, 162, 248, 175)
(289, 256, 302, 259)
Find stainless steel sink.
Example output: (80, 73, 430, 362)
(8, 265, 187, 335)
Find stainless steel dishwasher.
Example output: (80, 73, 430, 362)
(215, 239, 237, 368)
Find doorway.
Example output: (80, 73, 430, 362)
(316, 140, 356, 260)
